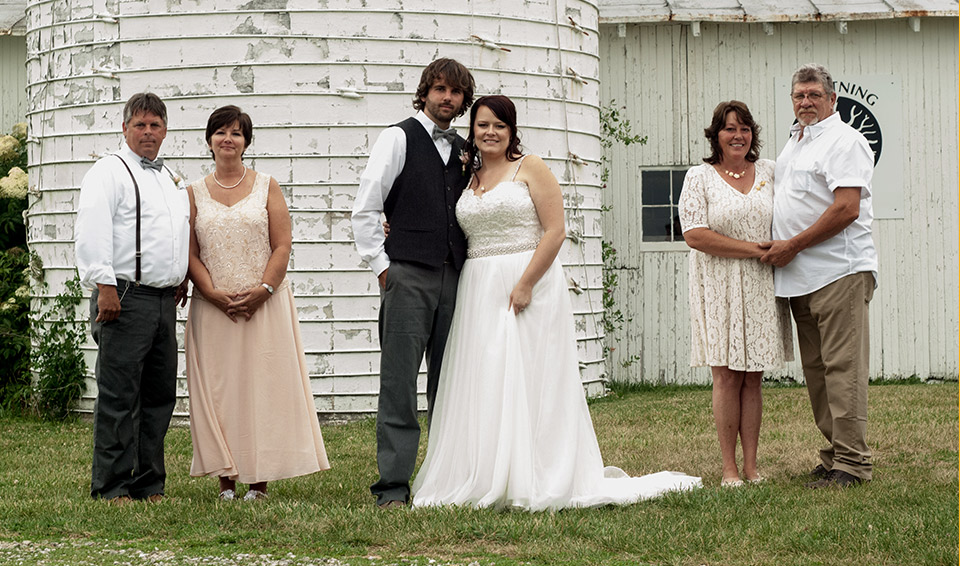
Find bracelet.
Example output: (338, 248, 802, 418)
(261, 283, 274, 295)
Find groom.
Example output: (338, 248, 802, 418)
(352, 58, 475, 508)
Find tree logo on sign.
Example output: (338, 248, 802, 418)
(837, 97, 882, 166)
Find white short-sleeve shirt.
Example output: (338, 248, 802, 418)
(772, 112, 878, 297)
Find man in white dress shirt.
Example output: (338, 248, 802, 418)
(761, 63, 878, 488)
(75, 93, 189, 503)
(352, 58, 475, 508)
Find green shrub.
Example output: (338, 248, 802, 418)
(0, 121, 86, 419)
(0, 248, 31, 413)
(31, 273, 87, 420)
(0, 122, 30, 414)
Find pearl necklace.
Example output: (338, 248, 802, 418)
(723, 167, 747, 180)
(213, 167, 246, 189)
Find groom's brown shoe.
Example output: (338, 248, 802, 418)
(377, 499, 406, 510)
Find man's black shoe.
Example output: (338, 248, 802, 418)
(810, 464, 830, 480)
(805, 469, 866, 489)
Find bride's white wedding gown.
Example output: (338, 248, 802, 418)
(411, 159, 702, 510)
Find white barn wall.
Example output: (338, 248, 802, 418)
(25, 0, 606, 417)
(0, 35, 26, 132)
(599, 17, 959, 384)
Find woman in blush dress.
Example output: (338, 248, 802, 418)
(677, 100, 793, 487)
(411, 95, 701, 510)
(184, 105, 329, 501)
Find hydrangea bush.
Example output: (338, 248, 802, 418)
(0, 123, 31, 413)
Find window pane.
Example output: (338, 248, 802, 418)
(642, 206, 673, 241)
(641, 170, 671, 205)
(667, 206, 683, 241)
(672, 170, 685, 205)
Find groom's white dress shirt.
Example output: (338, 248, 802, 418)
(352, 111, 457, 276)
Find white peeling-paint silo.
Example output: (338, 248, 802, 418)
(25, 0, 605, 417)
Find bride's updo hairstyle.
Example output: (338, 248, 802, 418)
(464, 95, 524, 172)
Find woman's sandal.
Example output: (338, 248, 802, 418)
(243, 489, 268, 501)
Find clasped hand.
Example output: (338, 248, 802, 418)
(758, 240, 798, 268)
(207, 285, 271, 322)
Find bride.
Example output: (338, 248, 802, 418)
(411, 95, 701, 510)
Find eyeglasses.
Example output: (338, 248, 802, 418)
(791, 92, 825, 102)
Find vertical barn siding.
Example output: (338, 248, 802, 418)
(0, 35, 26, 132)
(599, 18, 959, 384)
(25, 0, 606, 417)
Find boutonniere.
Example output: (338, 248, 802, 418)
(168, 170, 186, 190)
(460, 149, 469, 175)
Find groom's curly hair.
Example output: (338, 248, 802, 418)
(412, 58, 475, 118)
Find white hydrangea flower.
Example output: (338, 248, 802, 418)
(0, 166, 28, 199)
(0, 135, 19, 161)
(11, 122, 27, 140)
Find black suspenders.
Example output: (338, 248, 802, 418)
(112, 155, 142, 285)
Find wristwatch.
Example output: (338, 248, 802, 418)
(261, 283, 274, 295)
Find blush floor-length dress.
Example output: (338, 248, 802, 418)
(185, 171, 329, 484)
(411, 158, 701, 510)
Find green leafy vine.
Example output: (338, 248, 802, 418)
(599, 100, 646, 368)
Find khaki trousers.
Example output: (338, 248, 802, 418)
(789, 271, 875, 480)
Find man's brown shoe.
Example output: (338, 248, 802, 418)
(107, 495, 133, 506)
(377, 499, 406, 510)
(145, 494, 165, 503)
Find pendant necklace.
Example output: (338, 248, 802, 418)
(213, 167, 246, 189)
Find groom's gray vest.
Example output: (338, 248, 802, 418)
(383, 117, 468, 270)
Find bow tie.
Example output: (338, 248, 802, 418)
(140, 156, 164, 172)
(432, 125, 458, 144)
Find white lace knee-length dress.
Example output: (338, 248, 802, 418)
(677, 160, 793, 371)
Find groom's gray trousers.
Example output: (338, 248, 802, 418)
(371, 260, 459, 505)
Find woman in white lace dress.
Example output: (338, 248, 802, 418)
(184, 106, 329, 501)
(411, 95, 701, 510)
(677, 101, 792, 487)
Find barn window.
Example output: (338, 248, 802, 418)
(640, 168, 687, 242)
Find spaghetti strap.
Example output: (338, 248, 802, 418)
(510, 155, 527, 181)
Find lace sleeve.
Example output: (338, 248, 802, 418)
(758, 159, 776, 193)
(678, 165, 708, 233)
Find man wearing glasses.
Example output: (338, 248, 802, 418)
(760, 63, 878, 489)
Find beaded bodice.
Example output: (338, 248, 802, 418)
(192, 171, 275, 294)
(456, 177, 543, 259)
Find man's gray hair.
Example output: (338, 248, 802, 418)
(123, 93, 167, 125)
(791, 63, 834, 96)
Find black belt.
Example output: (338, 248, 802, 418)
(116, 279, 177, 296)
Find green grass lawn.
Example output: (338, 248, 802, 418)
(0, 381, 956, 566)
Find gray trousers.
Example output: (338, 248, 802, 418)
(370, 260, 459, 505)
(89, 280, 178, 499)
